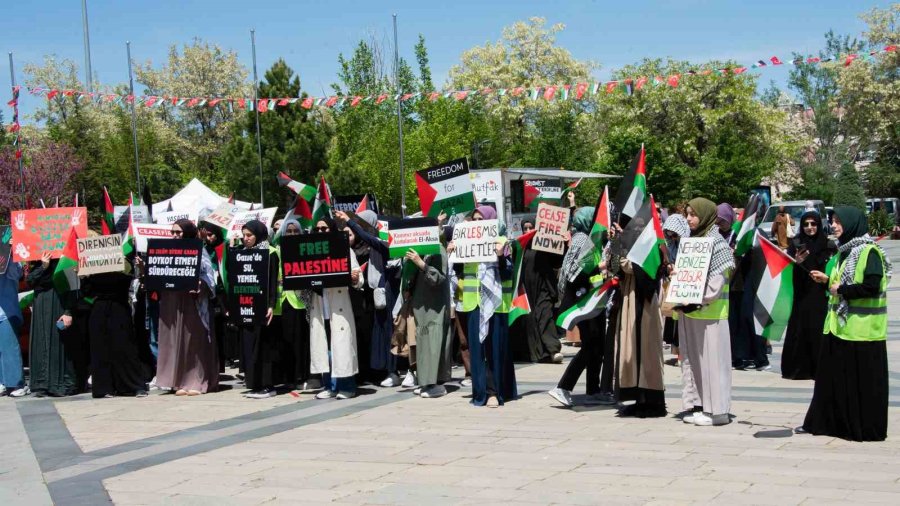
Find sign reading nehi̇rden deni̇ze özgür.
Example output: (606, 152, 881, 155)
(144, 238, 203, 291)
(665, 237, 714, 305)
(448, 219, 499, 264)
(227, 248, 270, 325)
(280, 232, 351, 290)
(415, 158, 476, 218)
(387, 217, 442, 259)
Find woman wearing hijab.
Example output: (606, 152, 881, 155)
(716, 203, 736, 246)
(235, 220, 279, 399)
(200, 223, 233, 372)
(310, 216, 364, 399)
(270, 219, 313, 390)
(82, 249, 150, 398)
(771, 210, 791, 250)
(342, 213, 376, 385)
(800, 207, 892, 441)
(782, 211, 835, 380)
(155, 219, 219, 395)
(514, 227, 564, 364)
(450, 205, 517, 407)
(679, 198, 735, 426)
(548, 207, 614, 407)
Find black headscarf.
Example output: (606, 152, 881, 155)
(200, 223, 224, 249)
(241, 219, 269, 245)
(174, 219, 198, 239)
(315, 216, 337, 233)
(834, 206, 867, 245)
(794, 210, 827, 254)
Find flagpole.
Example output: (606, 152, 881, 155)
(251, 29, 264, 207)
(81, 0, 94, 93)
(126, 42, 142, 196)
(393, 14, 407, 217)
(8, 53, 26, 208)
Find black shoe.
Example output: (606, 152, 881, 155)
(617, 404, 639, 417)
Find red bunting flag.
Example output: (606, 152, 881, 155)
(606, 81, 618, 93)
(257, 99, 267, 113)
(770, 56, 783, 65)
(301, 97, 314, 109)
(667, 74, 681, 87)
(543, 86, 557, 101)
(574, 82, 588, 99)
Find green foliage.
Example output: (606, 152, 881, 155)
(868, 209, 894, 236)
(831, 161, 866, 209)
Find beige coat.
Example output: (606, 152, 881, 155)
(308, 249, 363, 378)
(616, 260, 665, 392)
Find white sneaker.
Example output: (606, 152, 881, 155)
(460, 377, 472, 387)
(336, 391, 357, 400)
(420, 385, 447, 398)
(87, 375, 92, 387)
(690, 412, 714, 426)
(315, 389, 337, 399)
(548, 387, 574, 408)
(10, 386, 30, 398)
(401, 371, 417, 388)
(413, 387, 423, 396)
(149, 376, 160, 390)
(246, 388, 276, 399)
(380, 373, 401, 387)
(551, 352, 564, 364)
(0, 384, 6, 396)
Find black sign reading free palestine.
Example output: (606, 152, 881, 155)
(226, 248, 269, 325)
(280, 232, 351, 290)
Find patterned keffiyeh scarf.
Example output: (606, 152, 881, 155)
(477, 261, 502, 343)
(704, 226, 735, 278)
(835, 235, 893, 325)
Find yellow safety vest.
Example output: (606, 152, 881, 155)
(823, 245, 887, 341)
(685, 269, 731, 320)
(270, 246, 304, 316)
(460, 260, 513, 314)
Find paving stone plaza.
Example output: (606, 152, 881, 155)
(3, 242, 899, 505)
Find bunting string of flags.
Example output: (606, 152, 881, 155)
(6, 85, 22, 159)
(9, 45, 896, 116)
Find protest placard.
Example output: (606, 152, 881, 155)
(448, 219, 498, 264)
(665, 237, 714, 304)
(114, 205, 150, 233)
(144, 238, 203, 291)
(0, 243, 10, 276)
(280, 232, 351, 290)
(226, 248, 270, 325)
(10, 207, 89, 261)
(387, 218, 442, 259)
(154, 210, 199, 225)
(133, 223, 174, 253)
(523, 179, 563, 209)
(333, 194, 379, 214)
(202, 202, 241, 229)
(227, 207, 277, 239)
(414, 158, 476, 218)
(531, 203, 570, 255)
(77, 234, 125, 276)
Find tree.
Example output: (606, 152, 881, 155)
(832, 160, 866, 209)
(218, 59, 332, 208)
(0, 141, 83, 218)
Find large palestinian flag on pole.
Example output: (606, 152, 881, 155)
(415, 158, 476, 218)
(590, 185, 611, 249)
(312, 176, 333, 224)
(52, 228, 80, 293)
(508, 230, 536, 325)
(101, 186, 115, 235)
(556, 277, 618, 331)
(613, 145, 648, 225)
(751, 231, 794, 342)
(733, 193, 760, 257)
(622, 196, 665, 279)
(277, 171, 317, 201)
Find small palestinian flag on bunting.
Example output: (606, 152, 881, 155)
(613, 145, 648, 226)
(622, 196, 665, 279)
(101, 186, 115, 235)
(52, 228, 81, 293)
(277, 171, 317, 201)
(509, 230, 537, 325)
(557, 277, 618, 331)
(751, 232, 794, 342)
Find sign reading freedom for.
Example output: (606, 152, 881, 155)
(665, 237, 714, 305)
(415, 158, 476, 218)
(226, 248, 269, 325)
(77, 234, 125, 276)
(280, 232, 351, 290)
(448, 219, 498, 264)
(532, 203, 570, 255)
(387, 218, 442, 259)
(10, 207, 89, 262)
(144, 238, 203, 291)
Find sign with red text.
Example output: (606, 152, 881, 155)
(202, 202, 242, 230)
(665, 237, 713, 304)
(387, 218, 442, 259)
(133, 223, 174, 253)
(155, 210, 199, 225)
(144, 238, 203, 291)
(10, 207, 89, 262)
(448, 219, 498, 264)
(280, 232, 351, 290)
(532, 203, 570, 255)
(226, 248, 270, 325)
(77, 234, 125, 276)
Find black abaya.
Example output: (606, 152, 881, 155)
(783, 238, 834, 379)
(520, 249, 562, 363)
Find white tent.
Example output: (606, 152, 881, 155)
(151, 178, 256, 216)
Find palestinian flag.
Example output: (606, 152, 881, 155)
(101, 186, 115, 235)
(277, 171, 317, 201)
(122, 207, 135, 258)
(751, 232, 794, 342)
(622, 196, 665, 279)
(355, 194, 371, 214)
(509, 230, 537, 325)
(141, 184, 153, 221)
(589, 185, 611, 249)
(556, 277, 618, 331)
(377, 220, 390, 241)
(523, 180, 562, 210)
(53, 228, 80, 293)
(613, 145, 648, 225)
(18, 290, 34, 310)
(217, 244, 229, 293)
(272, 195, 314, 245)
(415, 158, 476, 217)
(312, 176, 333, 224)
(733, 194, 760, 257)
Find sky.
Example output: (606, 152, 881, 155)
(5, 0, 893, 123)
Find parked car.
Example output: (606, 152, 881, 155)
(866, 197, 900, 225)
(758, 200, 827, 239)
